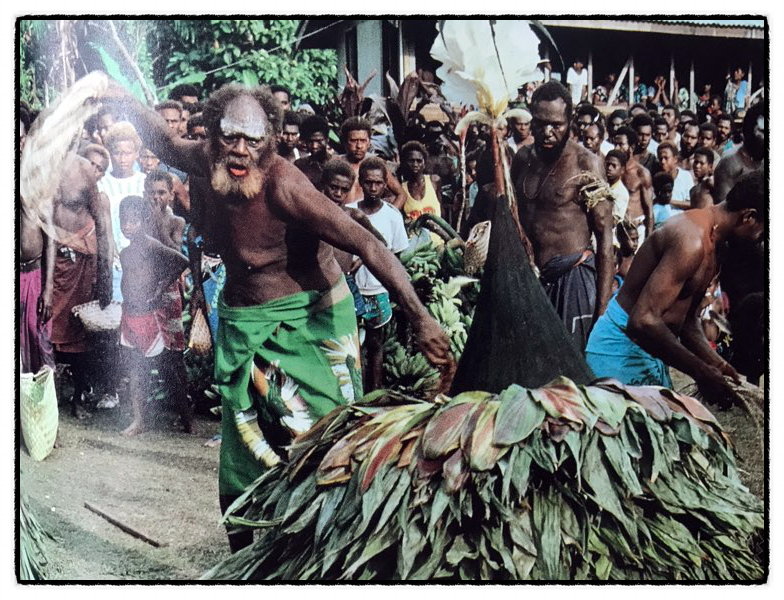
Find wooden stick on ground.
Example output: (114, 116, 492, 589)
(84, 501, 166, 548)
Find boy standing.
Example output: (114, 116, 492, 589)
(118, 196, 192, 436)
(347, 158, 409, 391)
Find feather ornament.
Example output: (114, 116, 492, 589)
(430, 20, 543, 118)
(20, 71, 108, 237)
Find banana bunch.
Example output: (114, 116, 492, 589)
(382, 337, 440, 397)
(400, 241, 440, 282)
(428, 277, 478, 356)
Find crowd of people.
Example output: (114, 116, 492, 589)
(19, 54, 765, 552)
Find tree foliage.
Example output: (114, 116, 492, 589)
(18, 19, 337, 110)
(150, 19, 337, 106)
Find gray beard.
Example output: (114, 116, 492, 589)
(209, 138, 275, 199)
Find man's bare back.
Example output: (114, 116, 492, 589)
(713, 147, 762, 202)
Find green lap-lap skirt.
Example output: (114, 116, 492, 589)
(215, 276, 363, 496)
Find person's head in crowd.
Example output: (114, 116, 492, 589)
(320, 158, 356, 205)
(155, 100, 183, 133)
(583, 121, 605, 156)
(297, 103, 316, 117)
(340, 117, 372, 164)
(169, 83, 200, 105)
(607, 109, 628, 140)
(97, 105, 119, 145)
(79, 143, 110, 183)
(653, 116, 669, 143)
(680, 123, 700, 156)
(742, 101, 765, 161)
(572, 57, 585, 72)
(509, 109, 532, 143)
(652, 171, 674, 204)
(103, 121, 142, 179)
(574, 104, 599, 140)
(678, 110, 697, 134)
(656, 141, 679, 175)
(119, 195, 154, 242)
(278, 111, 301, 156)
(692, 147, 714, 182)
(709, 94, 723, 114)
(144, 169, 175, 212)
(724, 170, 764, 243)
(530, 81, 572, 159)
(201, 84, 282, 199)
(399, 140, 428, 180)
(631, 113, 654, 154)
(731, 64, 746, 84)
(465, 150, 480, 186)
(716, 114, 733, 145)
(180, 102, 199, 137)
(698, 122, 718, 149)
(358, 156, 387, 201)
(604, 149, 627, 185)
(138, 146, 161, 175)
(270, 84, 291, 111)
(629, 103, 648, 118)
(662, 104, 679, 133)
(301, 115, 330, 161)
(616, 219, 639, 257)
(186, 113, 207, 141)
(613, 125, 637, 160)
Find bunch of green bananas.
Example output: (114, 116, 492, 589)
(400, 242, 440, 282)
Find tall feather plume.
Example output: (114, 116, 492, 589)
(20, 71, 108, 238)
(430, 20, 543, 119)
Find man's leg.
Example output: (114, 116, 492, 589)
(162, 350, 194, 433)
(122, 350, 147, 436)
(219, 494, 254, 553)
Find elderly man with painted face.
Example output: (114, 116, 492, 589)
(511, 81, 614, 352)
(110, 82, 454, 551)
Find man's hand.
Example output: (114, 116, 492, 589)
(696, 364, 740, 408)
(717, 359, 741, 383)
(412, 314, 456, 393)
(37, 291, 53, 324)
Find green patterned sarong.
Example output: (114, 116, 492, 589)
(216, 276, 362, 495)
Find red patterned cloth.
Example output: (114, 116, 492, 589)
(120, 282, 185, 357)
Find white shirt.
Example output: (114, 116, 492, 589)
(609, 179, 630, 223)
(600, 139, 615, 156)
(347, 201, 408, 296)
(566, 67, 588, 105)
(97, 171, 147, 254)
(671, 167, 694, 202)
(647, 139, 659, 154)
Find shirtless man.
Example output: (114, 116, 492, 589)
(110, 82, 453, 552)
(20, 116, 56, 374)
(689, 147, 715, 209)
(50, 155, 113, 417)
(339, 117, 407, 207)
(713, 102, 765, 202)
(614, 125, 654, 244)
(586, 172, 763, 403)
(511, 81, 614, 352)
(630, 114, 660, 175)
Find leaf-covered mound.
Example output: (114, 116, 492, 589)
(203, 378, 763, 581)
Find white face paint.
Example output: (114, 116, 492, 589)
(219, 115, 267, 141)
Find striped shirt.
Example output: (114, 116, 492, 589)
(97, 172, 147, 254)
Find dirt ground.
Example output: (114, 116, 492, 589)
(19, 370, 766, 581)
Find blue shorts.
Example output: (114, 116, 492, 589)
(361, 293, 392, 330)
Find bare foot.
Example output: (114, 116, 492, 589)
(122, 420, 144, 436)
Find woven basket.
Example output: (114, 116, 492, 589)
(72, 300, 122, 333)
(464, 221, 492, 275)
(20, 367, 58, 461)
(188, 309, 212, 355)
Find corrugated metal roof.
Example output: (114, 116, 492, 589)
(646, 19, 765, 29)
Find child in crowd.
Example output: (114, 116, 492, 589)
(652, 172, 676, 230)
(612, 219, 639, 296)
(605, 149, 630, 227)
(690, 147, 716, 209)
(347, 158, 409, 392)
(118, 196, 192, 436)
